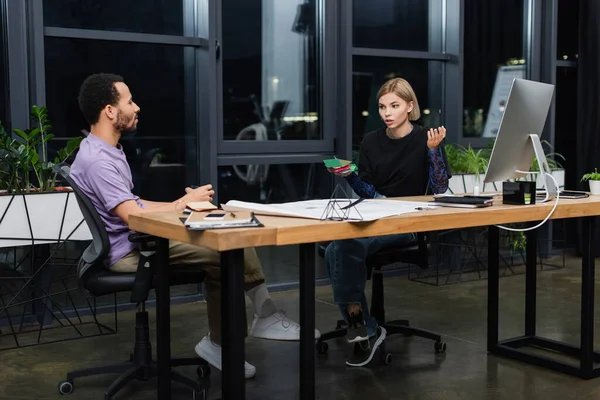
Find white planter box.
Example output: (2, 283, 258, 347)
(0, 191, 92, 248)
(447, 169, 565, 195)
(447, 174, 503, 194)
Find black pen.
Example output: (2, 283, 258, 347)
(341, 198, 364, 210)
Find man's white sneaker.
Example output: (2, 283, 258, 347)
(194, 335, 256, 379)
(249, 310, 321, 341)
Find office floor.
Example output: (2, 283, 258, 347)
(2, 255, 600, 400)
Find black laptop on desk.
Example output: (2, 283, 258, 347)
(429, 196, 494, 208)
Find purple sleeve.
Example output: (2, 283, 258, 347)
(86, 161, 139, 212)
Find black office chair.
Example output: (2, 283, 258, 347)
(53, 164, 210, 399)
(316, 233, 447, 363)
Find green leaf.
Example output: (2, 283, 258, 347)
(13, 129, 28, 141)
(29, 151, 39, 165)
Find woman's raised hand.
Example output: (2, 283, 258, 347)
(427, 126, 446, 150)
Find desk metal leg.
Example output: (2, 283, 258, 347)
(299, 243, 316, 400)
(155, 238, 171, 399)
(581, 217, 595, 374)
(487, 226, 500, 351)
(489, 217, 600, 379)
(221, 250, 246, 400)
(525, 228, 538, 336)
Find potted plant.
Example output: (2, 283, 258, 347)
(581, 168, 600, 195)
(0, 106, 91, 247)
(445, 143, 495, 194)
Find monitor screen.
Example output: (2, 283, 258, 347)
(484, 78, 555, 184)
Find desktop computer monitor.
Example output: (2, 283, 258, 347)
(483, 78, 556, 201)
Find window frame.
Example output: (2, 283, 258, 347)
(214, 0, 337, 157)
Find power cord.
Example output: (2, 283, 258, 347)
(494, 172, 560, 232)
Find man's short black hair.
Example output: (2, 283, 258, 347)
(78, 73, 124, 125)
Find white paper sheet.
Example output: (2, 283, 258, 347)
(222, 199, 433, 222)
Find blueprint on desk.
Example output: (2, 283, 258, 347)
(222, 198, 431, 222)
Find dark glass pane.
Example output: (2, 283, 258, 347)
(353, 0, 440, 52)
(44, 37, 198, 202)
(221, 0, 321, 141)
(553, 67, 578, 247)
(218, 163, 332, 204)
(0, 10, 7, 129)
(463, 0, 525, 138)
(43, 0, 185, 35)
(352, 57, 443, 155)
(218, 163, 333, 281)
(557, 0, 579, 61)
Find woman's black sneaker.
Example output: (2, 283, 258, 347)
(346, 310, 369, 343)
(346, 326, 387, 367)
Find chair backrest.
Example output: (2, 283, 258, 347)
(53, 163, 110, 282)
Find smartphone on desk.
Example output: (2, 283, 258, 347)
(204, 212, 227, 220)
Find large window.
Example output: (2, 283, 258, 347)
(353, 0, 441, 52)
(43, 0, 185, 36)
(221, 0, 322, 142)
(462, 0, 525, 138)
(352, 57, 443, 153)
(44, 37, 198, 202)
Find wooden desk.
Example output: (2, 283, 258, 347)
(129, 196, 600, 399)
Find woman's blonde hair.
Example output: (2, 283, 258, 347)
(377, 78, 420, 121)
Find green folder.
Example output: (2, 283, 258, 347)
(323, 158, 352, 168)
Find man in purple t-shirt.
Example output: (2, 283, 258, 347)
(71, 73, 319, 379)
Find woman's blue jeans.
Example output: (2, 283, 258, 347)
(324, 233, 416, 336)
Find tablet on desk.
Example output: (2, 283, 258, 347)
(536, 190, 589, 199)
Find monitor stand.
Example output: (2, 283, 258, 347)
(517, 134, 557, 203)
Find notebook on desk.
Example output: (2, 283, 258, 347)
(182, 211, 263, 230)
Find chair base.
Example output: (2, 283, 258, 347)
(316, 318, 447, 357)
(58, 356, 209, 399)
(57, 311, 210, 399)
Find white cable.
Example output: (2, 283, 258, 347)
(494, 173, 560, 232)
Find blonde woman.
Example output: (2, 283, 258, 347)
(325, 77, 450, 367)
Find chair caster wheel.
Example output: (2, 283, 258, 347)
(197, 364, 211, 378)
(58, 379, 74, 395)
(316, 341, 329, 354)
(382, 352, 392, 365)
(435, 341, 447, 354)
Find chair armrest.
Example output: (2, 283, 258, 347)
(128, 232, 156, 243)
(129, 232, 157, 252)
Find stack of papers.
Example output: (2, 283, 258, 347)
(323, 158, 357, 174)
(184, 211, 262, 230)
(223, 198, 431, 222)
